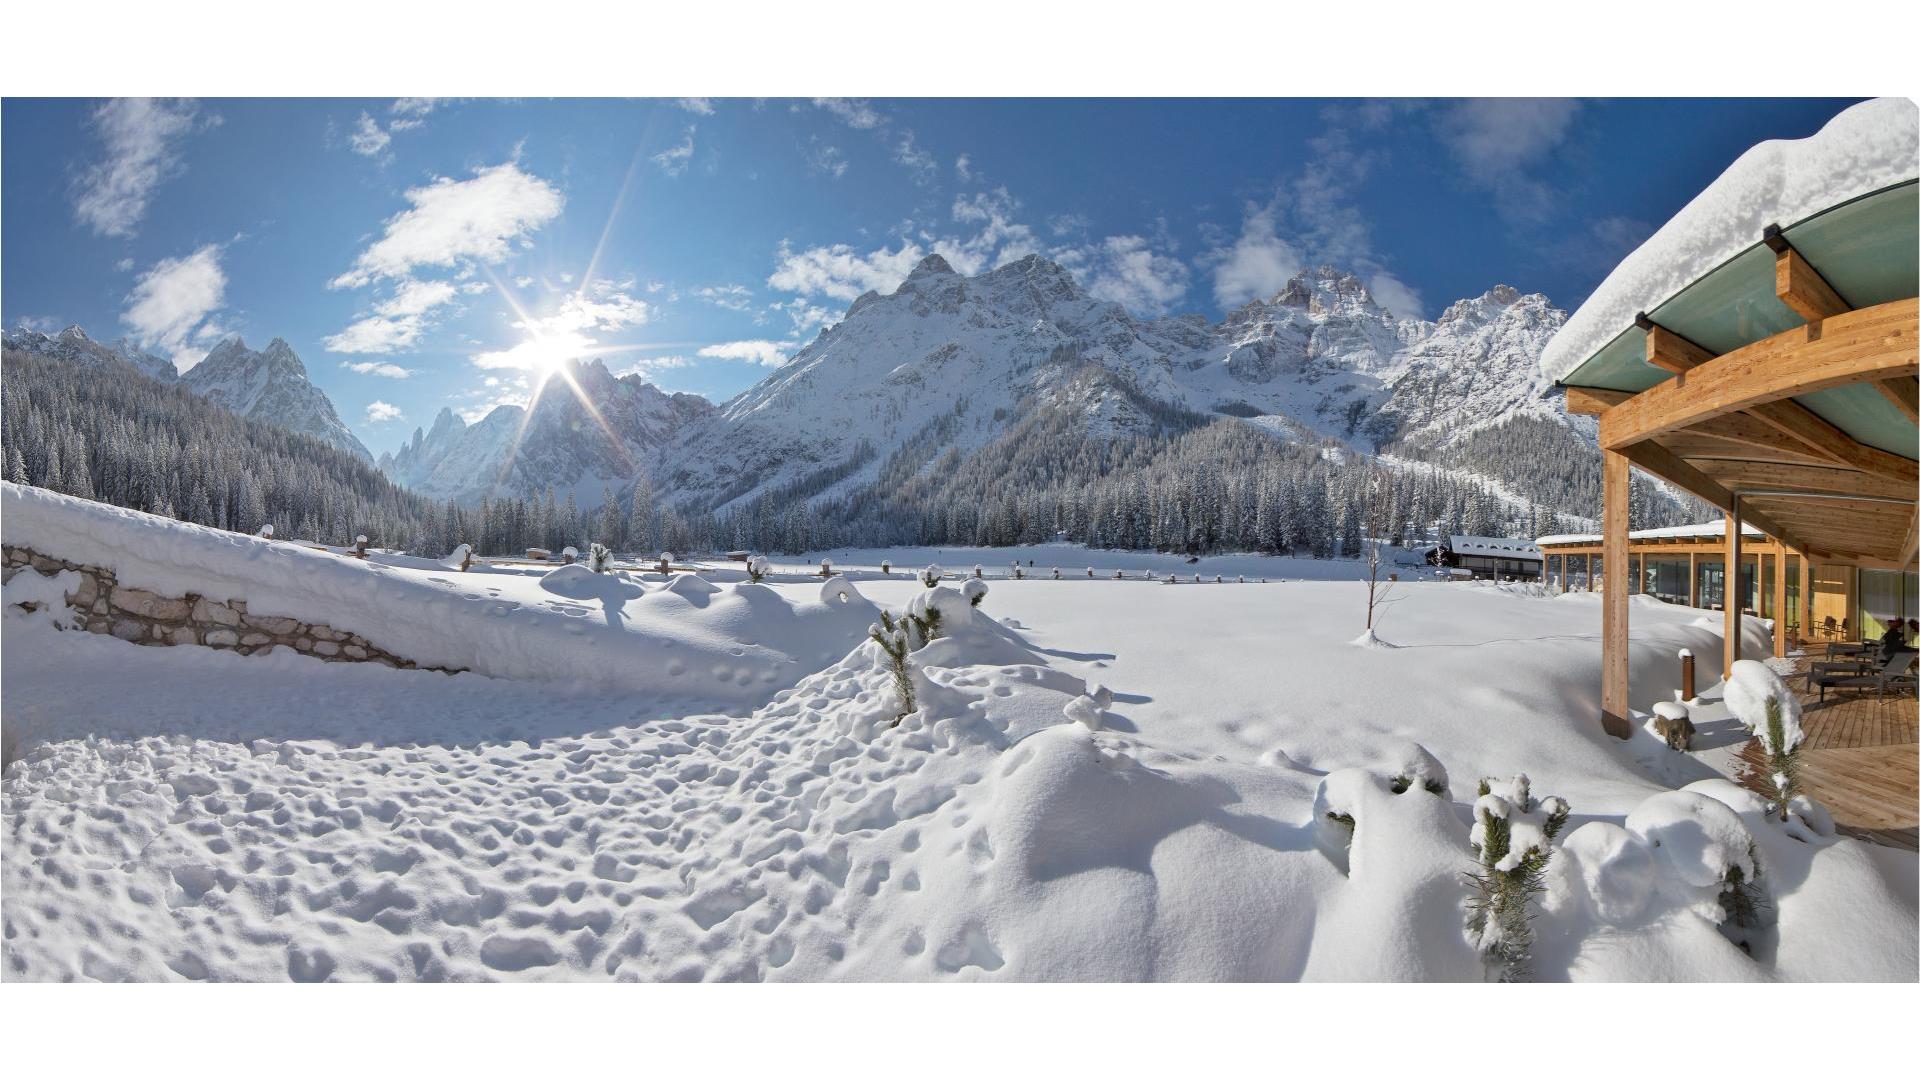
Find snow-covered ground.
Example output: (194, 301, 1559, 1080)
(3, 489, 1914, 981)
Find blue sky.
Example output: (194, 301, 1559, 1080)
(2, 96, 1859, 455)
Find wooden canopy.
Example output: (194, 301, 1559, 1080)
(1565, 232, 1919, 737)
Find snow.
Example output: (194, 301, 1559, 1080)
(4, 486, 1914, 981)
(1446, 535, 1541, 561)
(1536, 520, 1766, 546)
(1, 483, 879, 708)
(1724, 658, 1804, 754)
(1543, 97, 1920, 383)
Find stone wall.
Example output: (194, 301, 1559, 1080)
(2, 544, 451, 672)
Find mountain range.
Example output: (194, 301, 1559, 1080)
(6, 255, 1614, 525)
(1, 325, 370, 462)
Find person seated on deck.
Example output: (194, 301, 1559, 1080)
(1876, 618, 1913, 663)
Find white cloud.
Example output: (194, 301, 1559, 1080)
(324, 278, 461, 354)
(121, 244, 226, 371)
(676, 98, 714, 116)
(767, 240, 926, 302)
(894, 131, 936, 184)
(514, 275, 535, 288)
(330, 161, 564, 288)
(612, 354, 692, 379)
(767, 186, 1054, 304)
(954, 154, 973, 182)
(114, 257, 135, 273)
(697, 340, 788, 366)
(806, 139, 848, 179)
(348, 111, 391, 156)
(1363, 271, 1425, 322)
(72, 98, 207, 238)
(1085, 235, 1190, 315)
(769, 297, 836, 336)
(1206, 205, 1302, 307)
(811, 98, 883, 129)
(1436, 99, 1581, 220)
(365, 400, 404, 423)
(390, 98, 438, 118)
(693, 284, 753, 312)
(652, 126, 696, 176)
(341, 360, 412, 378)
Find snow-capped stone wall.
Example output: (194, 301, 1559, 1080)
(1, 545, 446, 671)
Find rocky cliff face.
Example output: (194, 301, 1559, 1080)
(179, 337, 372, 461)
(651, 255, 1577, 514)
(379, 359, 715, 504)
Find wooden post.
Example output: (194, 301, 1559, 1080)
(1601, 450, 1632, 738)
(1688, 551, 1698, 608)
(1558, 555, 1567, 594)
(1586, 554, 1595, 593)
(1724, 506, 1742, 679)
(1681, 650, 1696, 702)
(1799, 552, 1814, 646)
(1772, 546, 1788, 657)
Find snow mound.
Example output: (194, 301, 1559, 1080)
(1626, 789, 1756, 896)
(1558, 821, 1657, 925)
(1544, 97, 1919, 382)
(1724, 658, 1804, 754)
(0, 483, 874, 708)
(538, 562, 641, 602)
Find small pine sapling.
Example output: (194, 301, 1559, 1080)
(963, 578, 988, 607)
(868, 611, 916, 721)
(1726, 660, 1806, 821)
(1013, 564, 1024, 580)
(657, 551, 673, 575)
(1052, 567, 1061, 579)
(918, 564, 941, 588)
(746, 555, 771, 583)
(819, 558, 833, 578)
(880, 559, 891, 575)
(589, 542, 612, 573)
(973, 565, 984, 579)
(1464, 775, 1570, 982)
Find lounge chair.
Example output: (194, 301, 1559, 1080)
(1814, 650, 1918, 703)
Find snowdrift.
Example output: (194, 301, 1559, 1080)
(1, 482, 875, 707)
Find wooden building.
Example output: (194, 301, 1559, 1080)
(1534, 522, 1912, 658)
(1541, 101, 1918, 738)
(1427, 535, 1543, 580)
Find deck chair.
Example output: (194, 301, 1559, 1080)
(1815, 651, 1918, 703)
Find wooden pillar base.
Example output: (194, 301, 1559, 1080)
(1601, 710, 1633, 740)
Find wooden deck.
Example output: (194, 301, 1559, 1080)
(1736, 649, 1919, 851)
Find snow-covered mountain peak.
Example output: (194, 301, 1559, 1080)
(907, 252, 955, 279)
(183, 337, 370, 461)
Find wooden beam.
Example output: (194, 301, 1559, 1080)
(1775, 246, 1850, 322)
(1688, 459, 1917, 502)
(1601, 449, 1632, 739)
(1614, 440, 1808, 552)
(1642, 321, 1714, 374)
(1565, 386, 1633, 415)
(1878, 376, 1919, 423)
(1601, 298, 1919, 450)
(1799, 551, 1813, 643)
(1740, 399, 1918, 483)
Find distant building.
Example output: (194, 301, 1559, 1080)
(1427, 535, 1543, 580)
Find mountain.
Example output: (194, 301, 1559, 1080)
(5, 326, 372, 463)
(652, 256, 1580, 515)
(378, 358, 715, 504)
(1, 324, 181, 384)
(182, 337, 372, 462)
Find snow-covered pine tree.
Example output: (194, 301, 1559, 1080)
(1464, 775, 1569, 982)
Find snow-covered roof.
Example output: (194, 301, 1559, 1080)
(1543, 97, 1920, 384)
(1446, 535, 1542, 560)
(1535, 521, 1766, 547)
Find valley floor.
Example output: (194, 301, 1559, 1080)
(5, 567, 1914, 982)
